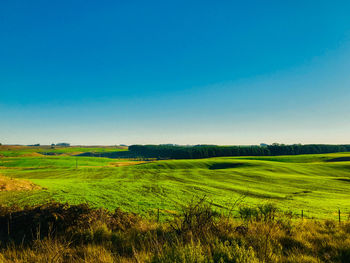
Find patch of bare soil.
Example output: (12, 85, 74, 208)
(21, 152, 43, 157)
(109, 161, 147, 167)
(0, 175, 40, 192)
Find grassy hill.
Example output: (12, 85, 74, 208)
(0, 145, 127, 157)
(1, 147, 350, 220)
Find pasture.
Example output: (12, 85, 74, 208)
(1, 146, 350, 220)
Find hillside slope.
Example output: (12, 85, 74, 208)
(1, 152, 350, 219)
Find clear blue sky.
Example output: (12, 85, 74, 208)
(1, 1, 350, 145)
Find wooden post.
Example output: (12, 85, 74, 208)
(7, 218, 10, 238)
(301, 210, 303, 220)
(7, 213, 11, 238)
(339, 209, 341, 224)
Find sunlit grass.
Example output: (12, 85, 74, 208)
(1, 150, 350, 220)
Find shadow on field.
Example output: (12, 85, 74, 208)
(336, 178, 350, 183)
(326, 157, 350, 162)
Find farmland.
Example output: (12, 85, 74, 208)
(1, 146, 350, 220)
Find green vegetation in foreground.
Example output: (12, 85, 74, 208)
(1, 149, 350, 220)
(1, 201, 350, 263)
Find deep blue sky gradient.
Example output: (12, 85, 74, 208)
(1, 1, 350, 145)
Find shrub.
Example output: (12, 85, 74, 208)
(171, 198, 218, 241)
(0, 202, 140, 245)
(238, 206, 258, 222)
(93, 224, 111, 244)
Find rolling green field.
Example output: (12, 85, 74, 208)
(1, 146, 350, 220)
(0, 145, 127, 157)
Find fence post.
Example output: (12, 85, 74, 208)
(301, 210, 303, 220)
(339, 209, 341, 224)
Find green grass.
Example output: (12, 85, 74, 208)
(1, 150, 350, 220)
(0, 145, 127, 157)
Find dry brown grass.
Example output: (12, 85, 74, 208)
(0, 175, 40, 192)
(20, 152, 44, 157)
(0, 202, 349, 262)
(0, 146, 28, 150)
(109, 161, 147, 167)
(0, 240, 118, 263)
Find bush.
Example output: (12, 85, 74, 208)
(238, 206, 258, 222)
(0, 202, 140, 245)
(171, 198, 219, 241)
(239, 203, 277, 223)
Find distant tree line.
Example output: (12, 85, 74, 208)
(128, 144, 350, 159)
(55, 143, 70, 147)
